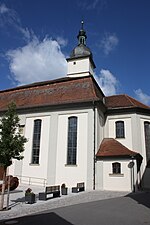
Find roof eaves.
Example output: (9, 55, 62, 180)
(96, 154, 135, 159)
(0, 98, 100, 113)
(106, 106, 150, 116)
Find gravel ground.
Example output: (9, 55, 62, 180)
(0, 184, 129, 221)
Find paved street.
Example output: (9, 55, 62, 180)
(1, 191, 150, 225)
(0, 184, 129, 221)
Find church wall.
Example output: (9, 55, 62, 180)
(104, 112, 150, 190)
(86, 109, 95, 190)
(8, 107, 95, 188)
(46, 112, 58, 185)
(139, 115, 150, 188)
(140, 116, 150, 166)
(97, 159, 134, 191)
(95, 161, 103, 190)
(55, 112, 89, 188)
(105, 115, 133, 149)
(21, 115, 51, 185)
(8, 114, 26, 178)
(130, 114, 142, 153)
(96, 109, 105, 149)
(7, 107, 150, 191)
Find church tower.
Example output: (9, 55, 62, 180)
(67, 21, 96, 77)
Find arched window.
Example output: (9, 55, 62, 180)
(116, 121, 125, 138)
(112, 162, 121, 174)
(67, 116, 78, 165)
(31, 119, 42, 164)
(144, 121, 150, 166)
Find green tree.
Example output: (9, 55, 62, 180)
(0, 102, 27, 210)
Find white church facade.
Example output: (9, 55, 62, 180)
(0, 23, 150, 192)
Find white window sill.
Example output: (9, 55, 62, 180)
(109, 173, 124, 177)
(29, 163, 40, 166)
(65, 164, 77, 167)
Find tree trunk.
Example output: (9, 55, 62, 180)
(6, 175, 11, 210)
(0, 170, 6, 211)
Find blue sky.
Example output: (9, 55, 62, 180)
(0, 0, 150, 105)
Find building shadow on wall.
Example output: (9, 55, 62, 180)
(126, 159, 150, 209)
(140, 160, 150, 191)
(0, 212, 74, 225)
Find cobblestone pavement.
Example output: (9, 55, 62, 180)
(0, 184, 129, 221)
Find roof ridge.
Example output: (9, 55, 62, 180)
(105, 94, 125, 98)
(124, 94, 136, 106)
(125, 94, 150, 108)
(90, 76, 105, 99)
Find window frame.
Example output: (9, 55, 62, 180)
(112, 162, 121, 174)
(115, 121, 125, 138)
(67, 116, 78, 165)
(31, 119, 42, 165)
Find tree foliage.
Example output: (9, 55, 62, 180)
(0, 102, 27, 169)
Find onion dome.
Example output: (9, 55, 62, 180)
(70, 21, 93, 59)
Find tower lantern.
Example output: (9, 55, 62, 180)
(67, 21, 96, 78)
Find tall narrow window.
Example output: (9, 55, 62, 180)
(116, 121, 125, 138)
(144, 121, 150, 166)
(67, 116, 78, 165)
(31, 119, 42, 164)
(112, 162, 121, 174)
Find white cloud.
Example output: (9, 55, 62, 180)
(0, 3, 19, 26)
(134, 89, 150, 105)
(78, 0, 99, 10)
(6, 36, 67, 85)
(0, 3, 33, 42)
(0, 3, 9, 14)
(100, 33, 119, 55)
(95, 69, 119, 96)
(1, 3, 68, 85)
(56, 37, 68, 47)
(86, 0, 99, 10)
(78, 0, 107, 10)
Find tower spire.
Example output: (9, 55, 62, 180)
(66, 21, 96, 78)
(77, 20, 87, 45)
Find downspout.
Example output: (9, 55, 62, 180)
(93, 101, 96, 190)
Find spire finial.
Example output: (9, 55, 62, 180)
(81, 20, 84, 30)
(77, 20, 87, 45)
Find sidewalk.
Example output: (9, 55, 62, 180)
(0, 184, 129, 221)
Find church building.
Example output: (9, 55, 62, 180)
(0, 22, 150, 192)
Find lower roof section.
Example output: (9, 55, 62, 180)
(96, 138, 139, 158)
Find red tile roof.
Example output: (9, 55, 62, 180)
(105, 94, 150, 110)
(0, 76, 104, 111)
(0, 76, 149, 113)
(96, 138, 138, 157)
